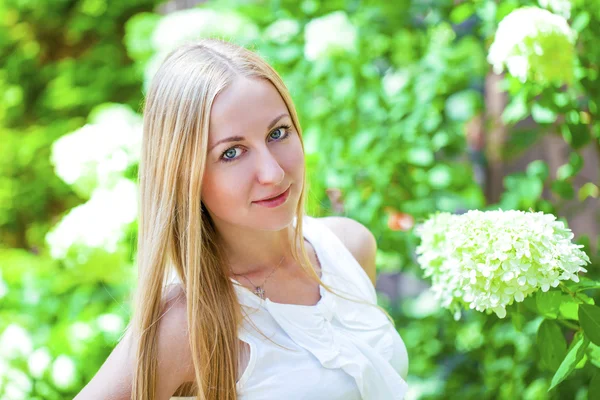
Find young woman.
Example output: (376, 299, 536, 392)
(75, 38, 409, 400)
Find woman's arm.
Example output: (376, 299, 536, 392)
(74, 287, 195, 400)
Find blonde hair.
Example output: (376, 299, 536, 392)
(130, 38, 394, 400)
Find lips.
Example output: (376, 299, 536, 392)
(255, 186, 290, 202)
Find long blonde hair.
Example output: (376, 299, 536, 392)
(130, 38, 394, 400)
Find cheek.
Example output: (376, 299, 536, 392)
(201, 166, 248, 213)
(282, 136, 305, 174)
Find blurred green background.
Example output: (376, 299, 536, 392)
(1, 0, 599, 399)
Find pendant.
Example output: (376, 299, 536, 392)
(254, 286, 265, 300)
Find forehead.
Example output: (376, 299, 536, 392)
(209, 77, 288, 138)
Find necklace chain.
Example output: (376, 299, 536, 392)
(230, 255, 285, 300)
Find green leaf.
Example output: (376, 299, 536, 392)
(531, 103, 557, 124)
(526, 160, 549, 182)
(578, 182, 599, 202)
(450, 2, 475, 24)
(590, 372, 600, 396)
(561, 123, 591, 149)
(537, 320, 567, 371)
(559, 298, 579, 320)
(503, 173, 544, 205)
(588, 342, 600, 368)
(537, 291, 563, 319)
(548, 334, 590, 391)
(579, 304, 600, 346)
(349, 130, 375, 156)
(568, 152, 584, 174)
(502, 92, 528, 124)
(445, 90, 481, 122)
(551, 180, 575, 200)
(571, 11, 590, 33)
(512, 307, 526, 331)
(557, 153, 583, 180)
(572, 278, 600, 292)
(556, 165, 573, 181)
(578, 293, 595, 305)
(575, 354, 588, 369)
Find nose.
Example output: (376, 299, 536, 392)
(255, 148, 285, 186)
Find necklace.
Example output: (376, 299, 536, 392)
(230, 255, 285, 300)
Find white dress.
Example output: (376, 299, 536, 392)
(171, 215, 409, 399)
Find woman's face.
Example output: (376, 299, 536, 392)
(201, 77, 305, 231)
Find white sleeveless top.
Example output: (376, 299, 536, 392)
(171, 215, 409, 399)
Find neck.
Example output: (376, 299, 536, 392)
(212, 216, 300, 277)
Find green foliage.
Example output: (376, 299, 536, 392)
(1, 0, 599, 399)
(0, 0, 159, 398)
(579, 304, 600, 346)
(537, 320, 567, 371)
(548, 334, 590, 391)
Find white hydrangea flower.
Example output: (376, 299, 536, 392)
(96, 313, 124, 334)
(51, 104, 142, 198)
(488, 7, 576, 84)
(51, 355, 77, 390)
(151, 8, 259, 53)
(28, 347, 52, 379)
(70, 322, 94, 342)
(264, 19, 301, 44)
(0, 325, 33, 360)
(382, 68, 411, 98)
(538, 0, 571, 19)
(68, 322, 95, 354)
(304, 11, 357, 61)
(45, 178, 138, 260)
(145, 9, 259, 88)
(415, 209, 590, 319)
(2, 366, 32, 399)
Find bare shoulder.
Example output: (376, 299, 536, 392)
(74, 284, 195, 400)
(319, 216, 378, 285)
(156, 285, 196, 389)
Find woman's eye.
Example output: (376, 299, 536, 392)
(221, 147, 242, 162)
(270, 127, 285, 140)
(219, 125, 291, 163)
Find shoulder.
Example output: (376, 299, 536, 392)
(73, 285, 194, 399)
(318, 216, 378, 286)
(155, 286, 196, 392)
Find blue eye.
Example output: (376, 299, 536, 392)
(222, 147, 242, 161)
(219, 124, 292, 163)
(270, 127, 286, 140)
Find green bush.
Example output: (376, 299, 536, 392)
(1, 0, 599, 399)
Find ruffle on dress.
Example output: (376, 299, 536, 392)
(231, 263, 408, 399)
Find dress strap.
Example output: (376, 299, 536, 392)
(302, 216, 378, 305)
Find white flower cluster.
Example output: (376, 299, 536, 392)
(382, 69, 410, 99)
(51, 355, 77, 390)
(488, 7, 576, 84)
(0, 325, 33, 360)
(49, 104, 141, 263)
(45, 178, 137, 261)
(151, 8, 259, 53)
(145, 9, 259, 88)
(0, 324, 34, 398)
(304, 11, 357, 61)
(415, 209, 590, 319)
(538, 0, 572, 19)
(51, 104, 142, 198)
(264, 19, 300, 44)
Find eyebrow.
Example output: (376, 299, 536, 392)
(209, 113, 290, 153)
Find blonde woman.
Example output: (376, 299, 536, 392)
(75, 38, 409, 400)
